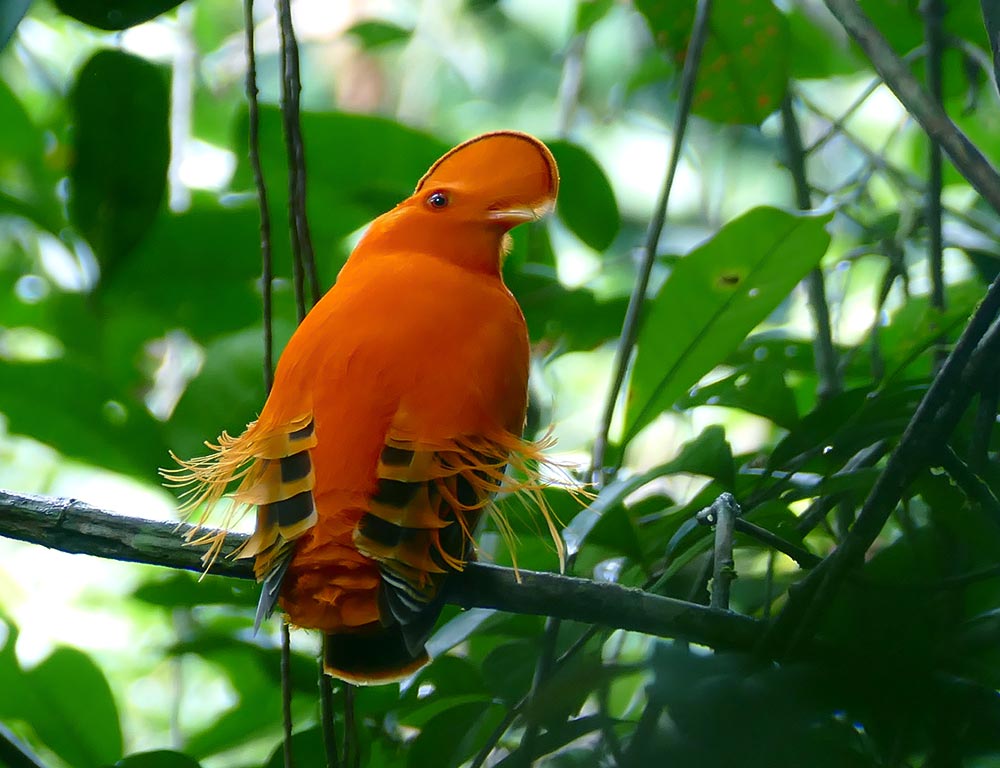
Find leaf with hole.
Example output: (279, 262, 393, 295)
(623, 206, 832, 444)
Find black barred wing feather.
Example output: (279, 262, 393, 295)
(162, 414, 319, 631)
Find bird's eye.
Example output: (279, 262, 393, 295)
(426, 191, 449, 209)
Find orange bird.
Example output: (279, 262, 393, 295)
(165, 131, 562, 684)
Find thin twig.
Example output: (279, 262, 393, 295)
(803, 46, 925, 156)
(733, 518, 821, 569)
(516, 616, 559, 762)
(556, 33, 587, 138)
(696, 494, 739, 611)
(591, 0, 716, 481)
(822, 0, 1000, 215)
(936, 446, 1000, 530)
(780, 93, 841, 400)
(281, 620, 294, 768)
(319, 639, 339, 768)
(276, 0, 319, 317)
(343, 685, 359, 768)
(922, 0, 946, 372)
(968, 368, 1000, 473)
(243, 0, 275, 391)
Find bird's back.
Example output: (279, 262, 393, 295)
(252, 249, 533, 682)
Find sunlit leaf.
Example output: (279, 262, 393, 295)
(23, 648, 123, 768)
(624, 206, 832, 443)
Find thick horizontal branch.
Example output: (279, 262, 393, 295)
(0, 489, 762, 652)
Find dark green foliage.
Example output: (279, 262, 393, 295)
(70, 50, 170, 275)
(2, 1, 1000, 767)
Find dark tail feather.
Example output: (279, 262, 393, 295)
(323, 626, 430, 685)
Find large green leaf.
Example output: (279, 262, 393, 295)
(623, 206, 832, 443)
(547, 140, 620, 251)
(635, 0, 790, 125)
(262, 728, 328, 768)
(69, 49, 169, 274)
(54, 0, 185, 30)
(22, 647, 123, 768)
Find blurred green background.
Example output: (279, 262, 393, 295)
(2, 0, 1000, 766)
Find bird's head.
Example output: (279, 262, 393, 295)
(360, 131, 559, 274)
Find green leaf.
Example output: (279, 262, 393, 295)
(624, 206, 832, 443)
(345, 20, 412, 49)
(635, 0, 790, 125)
(768, 381, 925, 472)
(506, 268, 627, 351)
(575, 0, 613, 33)
(565, 427, 733, 556)
(426, 609, 498, 659)
(407, 700, 503, 768)
(23, 648, 123, 768)
(262, 728, 327, 768)
(0, 616, 24, 720)
(679, 360, 799, 428)
(69, 49, 169, 274)
(116, 751, 203, 768)
(53, 0, 185, 30)
(547, 140, 619, 251)
(787, 6, 863, 79)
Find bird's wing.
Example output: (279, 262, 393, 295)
(162, 412, 319, 630)
(354, 424, 553, 655)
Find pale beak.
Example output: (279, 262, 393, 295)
(487, 207, 538, 224)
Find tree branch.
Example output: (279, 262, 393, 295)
(0, 489, 762, 653)
(765, 307, 1000, 657)
(822, 0, 1000, 215)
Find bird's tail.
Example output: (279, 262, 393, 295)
(323, 627, 430, 685)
